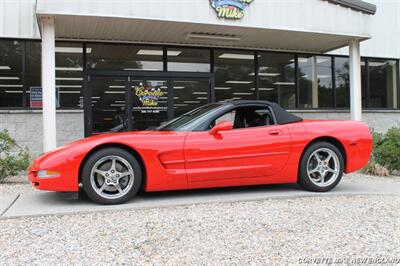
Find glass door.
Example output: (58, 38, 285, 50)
(171, 79, 210, 117)
(86, 75, 211, 135)
(88, 76, 129, 135)
(129, 77, 210, 130)
(130, 79, 169, 130)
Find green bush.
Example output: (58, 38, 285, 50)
(374, 127, 400, 171)
(0, 129, 30, 183)
(364, 127, 400, 175)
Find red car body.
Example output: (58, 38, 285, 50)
(29, 119, 372, 193)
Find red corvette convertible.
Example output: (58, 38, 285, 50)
(29, 100, 372, 204)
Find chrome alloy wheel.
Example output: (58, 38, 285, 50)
(90, 155, 135, 200)
(306, 148, 340, 187)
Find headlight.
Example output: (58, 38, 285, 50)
(37, 170, 61, 179)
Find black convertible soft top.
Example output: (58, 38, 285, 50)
(227, 100, 303, 125)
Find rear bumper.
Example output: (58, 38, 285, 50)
(345, 138, 373, 173)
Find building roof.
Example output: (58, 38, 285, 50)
(326, 0, 376, 15)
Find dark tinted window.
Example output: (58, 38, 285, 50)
(0, 40, 23, 107)
(298, 56, 333, 108)
(361, 59, 367, 108)
(368, 59, 397, 108)
(55, 42, 83, 108)
(258, 52, 296, 108)
(334, 57, 350, 108)
(91, 76, 128, 134)
(214, 50, 256, 102)
(25, 42, 41, 108)
(87, 44, 164, 71)
(172, 79, 210, 117)
(167, 48, 210, 72)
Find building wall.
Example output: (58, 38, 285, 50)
(291, 111, 400, 133)
(330, 0, 400, 59)
(0, 0, 40, 39)
(0, 111, 84, 156)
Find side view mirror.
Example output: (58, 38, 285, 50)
(209, 121, 233, 135)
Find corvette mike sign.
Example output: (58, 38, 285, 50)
(210, 0, 254, 19)
(133, 85, 167, 113)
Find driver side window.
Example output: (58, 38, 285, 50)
(210, 106, 274, 129)
(209, 110, 236, 129)
(215, 110, 236, 125)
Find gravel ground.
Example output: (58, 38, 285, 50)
(0, 174, 34, 195)
(0, 195, 399, 265)
(1, 173, 399, 265)
(345, 172, 400, 183)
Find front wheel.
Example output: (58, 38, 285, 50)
(298, 141, 344, 192)
(81, 147, 142, 205)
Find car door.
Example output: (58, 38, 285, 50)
(184, 106, 292, 183)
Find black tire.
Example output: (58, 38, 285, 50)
(81, 147, 142, 205)
(298, 141, 344, 192)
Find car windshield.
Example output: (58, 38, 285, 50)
(156, 103, 223, 131)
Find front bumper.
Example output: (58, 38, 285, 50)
(28, 160, 79, 192)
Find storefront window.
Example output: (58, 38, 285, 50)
(334, 58, 368, 109)
(334, 57, 350, 108)
(55, 42, 84, 108)
(214, 50, 255, 102)
(258, 52, 296, 108)
(87, 44, 164, 71)
(0, 40, 23, 107)
(361, 60, 367, 108)
(1, 39, 399, 112)
(25, 41, 41, 108)
(368, 59, 397, 109)
(298, 56, 333, 108)
(167, 48, 210, 72)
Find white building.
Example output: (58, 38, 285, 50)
(0, 0, 399, 155)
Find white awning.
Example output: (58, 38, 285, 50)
(36, 0, 375, 53)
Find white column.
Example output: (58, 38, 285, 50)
(41, 17, 57, 152)
(349, 40, 362, 121)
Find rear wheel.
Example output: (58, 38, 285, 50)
(298, 141, 344, 192)
(81, 147, 142, 204)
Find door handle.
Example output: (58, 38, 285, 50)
(268, 130, 282, 136)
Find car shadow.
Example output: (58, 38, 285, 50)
(139, 183, 301, 199)
(50, 182, 303, 205)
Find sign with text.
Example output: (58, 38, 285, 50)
(210, 0, 254, 19)
(30, 87, 60, 108)
(133, 85, 167, 114)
